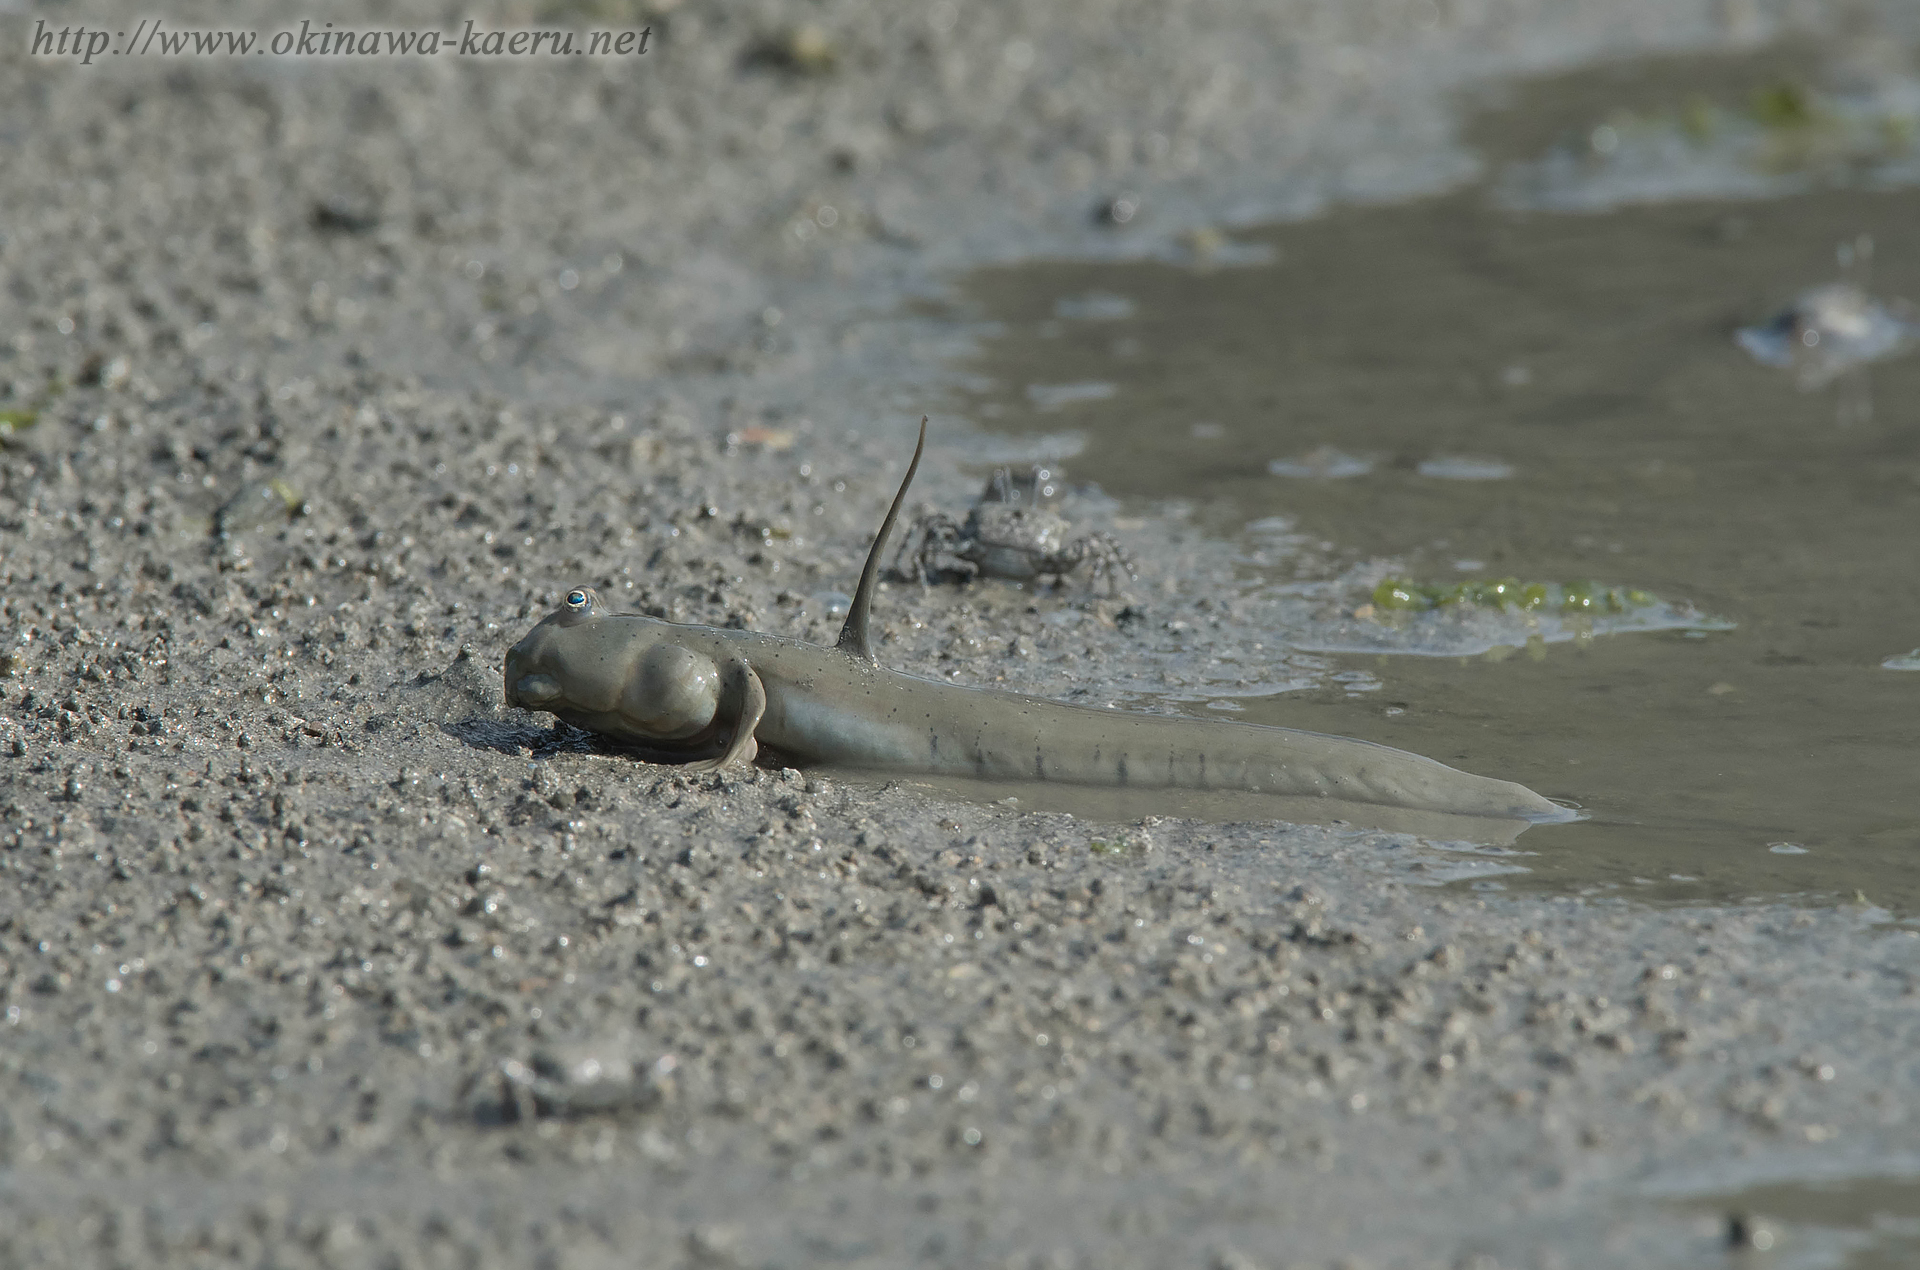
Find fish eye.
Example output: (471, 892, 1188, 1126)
(565, 589, 589, 609)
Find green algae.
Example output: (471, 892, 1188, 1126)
(1371, 576, 1657, 616)
(1750, 81, 1819, 131)
(0, 374, 70, 446)
(0, 408, 36, 442)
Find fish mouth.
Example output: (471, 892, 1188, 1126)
(510, 674, 562, 707)
(501, 647, 562, 710)
(501, 650, 521, 707)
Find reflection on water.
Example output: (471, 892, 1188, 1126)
(952, 57, 1920, 912)
(839, 770, 1544, 848)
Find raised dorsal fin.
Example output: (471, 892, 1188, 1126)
(838, 417, 926, 663)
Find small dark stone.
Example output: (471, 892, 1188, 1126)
(312, 198, 379, 234)
(1727, 1212, 1776, 1250)
(1095, 192, 1141, 226)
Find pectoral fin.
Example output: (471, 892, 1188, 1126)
(688, 661, 767, 771)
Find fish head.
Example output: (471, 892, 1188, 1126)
(503, 587, 722, 740)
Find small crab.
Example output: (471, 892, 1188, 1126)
(892, 464, 1136, 592)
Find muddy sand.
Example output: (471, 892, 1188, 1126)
(3, 2, 1919, 1267)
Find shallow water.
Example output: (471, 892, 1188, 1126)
(952, 59, 1920, 912)
(1670, 1170, 1920, 1268)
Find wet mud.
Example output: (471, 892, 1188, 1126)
(6, 5, 1920, 1269)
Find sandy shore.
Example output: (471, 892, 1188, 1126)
(3, 1, 1919, 1266)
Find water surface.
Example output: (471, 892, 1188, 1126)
(952, 61, 1920, 911)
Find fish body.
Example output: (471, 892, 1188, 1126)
(503, 612, 1564, 820)
(502, 420, 1568, 823)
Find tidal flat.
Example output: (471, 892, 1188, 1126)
(3, 3, 1920, 1267)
